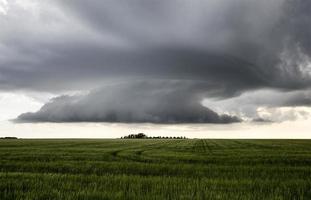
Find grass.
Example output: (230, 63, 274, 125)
(1, 139, 311, 199)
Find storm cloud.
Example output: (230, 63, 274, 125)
(16, 81, 241, 123)
(0, 0, 310, 123)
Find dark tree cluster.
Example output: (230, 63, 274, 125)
(122, 133, 147, 139)
(0, 137, 18, 139)
(121, 133, 187, 139)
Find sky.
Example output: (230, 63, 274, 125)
(0, 0, 311, 138)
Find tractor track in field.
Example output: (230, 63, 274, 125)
(232, 140, 277, 150)
(193, 140, 213, 154)
(203, 140, 213, 154)
(108, 140, 182, 162)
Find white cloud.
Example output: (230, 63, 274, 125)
(256, 106, 311, 122)
(0, 92, 42, 121)
(0, 0, 8, 15)
(202, 89, 311, 121)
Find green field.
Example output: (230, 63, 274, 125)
(1, 139, 311, 199)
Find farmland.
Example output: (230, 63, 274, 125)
(1, 139, 311, 199)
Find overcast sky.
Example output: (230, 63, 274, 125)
(0, 0, 311, 138)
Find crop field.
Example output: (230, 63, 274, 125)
(1, 139, 311, 199)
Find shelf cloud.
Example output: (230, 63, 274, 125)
(16, 81, 241, 123)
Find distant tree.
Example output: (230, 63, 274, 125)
(121, 133, 147, 139)
(136, 133, 146, 138)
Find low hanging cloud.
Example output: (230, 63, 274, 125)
(203, 89, 311, 122)
(16, 81, 240, 123)
(256, 107, 311, 122)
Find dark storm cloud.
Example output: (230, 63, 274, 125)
(0, 0, 310, 123)
(1, 0, 311, 92)
(16, 81, 241, 123)
(52, 0, 311, 89)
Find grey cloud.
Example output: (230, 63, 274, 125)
(252, 118, 273, 123)
(55, 0, 311, 88)
(1, 0, 311, 93)
(16, 81, 241, 123)
(1, 0, 311, 123)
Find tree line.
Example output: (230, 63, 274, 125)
(0, 137, 18, 139)
(121, 133, 187, 139)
